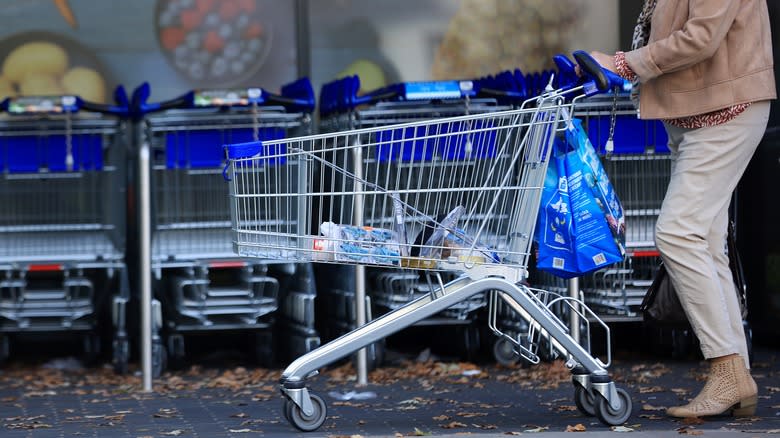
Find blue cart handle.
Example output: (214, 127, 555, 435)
(572, 50, 631, 97)
(131, 82, 194, 117)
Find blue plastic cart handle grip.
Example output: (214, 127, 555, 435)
(572, 50, 631, 96)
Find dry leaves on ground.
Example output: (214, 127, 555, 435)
(441, 421, 468, 429)
(565, 423, 587, 432)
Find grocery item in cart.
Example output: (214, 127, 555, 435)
(316, 222, 402, 266)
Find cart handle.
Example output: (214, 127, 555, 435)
(78, 85, 132, 116)
(553, 54, 580, 90)
(572, 50, 631, 96)
(131, 82, 194, 117)
(0, 86, 131, 116)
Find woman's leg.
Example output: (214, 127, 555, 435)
(656, 102, 769, 362)
(707, 199, 750, 368)
(657, 101, 770, 417)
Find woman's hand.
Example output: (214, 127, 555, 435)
(589, 51, 618, 74)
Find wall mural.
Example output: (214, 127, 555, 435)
(0, 0, 297, 102)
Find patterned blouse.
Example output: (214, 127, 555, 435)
(614, 51, 750, 129)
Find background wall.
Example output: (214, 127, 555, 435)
(308, 0, 620, 95)
(0, 0, 619, 103)
(0, 0, 297, 101)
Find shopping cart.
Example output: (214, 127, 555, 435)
(135, 78, 318, 371)
(318, 75, 530, 364)
(224, 52, 634, 431)
(0, 92, 131, 372)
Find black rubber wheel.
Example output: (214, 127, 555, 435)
(574, 385, 597, 417)
(0, 335, 9, 367)
(595, 387, 633, 426)
(351, 341, 385, 372)
(671, 329, 692, 360)
(493, 337, 520, 367)
(288, 393, 327, 432)
(282, 398, 294, 423)
(82, 333, 101, 365)
(152, 342, 167, 378)
(112, 337, 129, 375)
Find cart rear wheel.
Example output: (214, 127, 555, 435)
(595, 387, 632, 426)
(574, 385, 597, 417)
(493, 336, 519, 366)
(0, 335, 9, 366)
(152, 342, 167, 378)
(112, 336, 129, 375)
(287, 393, 327, 432)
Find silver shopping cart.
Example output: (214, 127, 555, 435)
(0, 93, 131, 372)
(224, 52, 634, 431)
(317, 76, 530, 364)
(135, 79, 318, 371)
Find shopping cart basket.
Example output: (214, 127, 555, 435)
(136, 78, 317, 370)
(0, 93, 131, 372)
(225, 52, 634, 431)
(318, 76, 528, 363)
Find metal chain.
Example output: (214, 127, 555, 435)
(605, 87, 619, 155)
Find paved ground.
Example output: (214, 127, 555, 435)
(1, 340, 779, 438)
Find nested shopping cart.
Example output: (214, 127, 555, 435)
(136, 78, 318, 371)
(318, 75, 531, 365)
(0, 93, 131, 372)
(224, 53, 635, 431)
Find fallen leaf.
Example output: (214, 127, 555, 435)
(412, 427, 431, 436)
(565, 423, 587, 432)
(611, 425, 635, 432)
(441, 421, 468, 429)
(556, 405, 578, 412)
(153, 408, 180, 419)
(456, 411, 488, 418)
(230, 413, 248, 418)
(767, 386, 780, 393)
(160, 430, 185, 436)
(524, 426, 549, 433)
(641, 404, 666, 411)
(504, 433, 524, 436)
(473, 423, 498, 429)
(432, 415, 451, 421)
(639, 414, 663, 420)
(228, 429, 252, 433)
(639, 386, 664, 393)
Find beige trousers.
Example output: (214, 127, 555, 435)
(658, 101, 770, 369)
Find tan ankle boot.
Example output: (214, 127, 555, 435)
(667, 355, 757, 418)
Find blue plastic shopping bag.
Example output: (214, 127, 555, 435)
(535, 119, 625, 279)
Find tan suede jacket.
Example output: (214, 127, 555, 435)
(624, 0, 776, 120)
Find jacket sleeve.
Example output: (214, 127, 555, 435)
(624, 0, 740, 82)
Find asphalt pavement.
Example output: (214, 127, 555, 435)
(1, 340, 779, 437)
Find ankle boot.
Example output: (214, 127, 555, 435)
(667, 355, 757, 418)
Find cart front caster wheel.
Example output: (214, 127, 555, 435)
(595, 387, 632, 426)
(573, 385, 597, 417)
(287, 393, 327, 432)
(282, 398, 294, 423)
